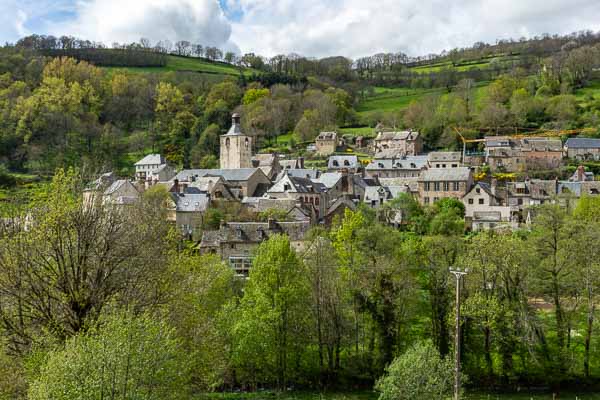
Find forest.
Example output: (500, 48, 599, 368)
(2, 171, 600, 399)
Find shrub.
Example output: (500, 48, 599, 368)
(375, 341, 460, 400)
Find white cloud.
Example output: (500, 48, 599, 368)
(53, 0, 238, 52)
(230, 0, 600, 58)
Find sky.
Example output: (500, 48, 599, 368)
(2, 0, 600, 59)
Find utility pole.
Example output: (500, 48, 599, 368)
(450, 268, 468, 400)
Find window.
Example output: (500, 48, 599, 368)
(434, 182, 440, 191)
(443, 182, 449, 191)
(225, 138, 230, 147)
(468, 198, 474, 205)
(284, 183, 291, 191)
(424, 182, 431, 191)
(478, 198, 484, 205)
(315, 197, 320, 206)
(518, 198, 523, 205)
(442, 164, 446, 168)
(476, 188, 480, 194)
(245, 137, 249, 148)
(333, 160, 339, 167)
(453, 182, 459, 191)
(452, 164, 458, 168)
(433, 197, 439, 202)
(424, 197, 430, 204)
(344, 160, 350, 166)
(229, 256, 253, 277)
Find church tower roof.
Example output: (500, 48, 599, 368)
(224, 113, 243, 136)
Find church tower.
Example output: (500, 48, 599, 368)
(220, 113, 252, 169)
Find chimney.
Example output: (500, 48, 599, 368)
(173, 178, 180, 194)
(298, 157, 305, 169)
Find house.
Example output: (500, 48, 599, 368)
(266, 171, 328, 217)
(484, 136, 563, 172)
(427, 152, 462, 168)
(328, 155, 360, 173)
(280, 157, 305, 170)
(313, 172, 344, 201)
(324, 197, 357, 226)
(569, 165, 594, 182)
(462, 182, 517, 231)
(275, 169, 320, 181)
(365, 155, 428, 179)
(173, 168, 271, 198)
(520, 137, 563, 170)
(252, 153, 281, 180)
(134, 154, 166, 181)
(565, 138, 600, 161)
(418, 167, 473, 205)
(103, 180, 140, 206)
(199, 220, 311, 277)
(241, 197, 313, 223)
(185, 176, 236, 200)
(484, 137, 525, 172)
(220, 113, 252, 169)
(363, 185, 411, 208)
(315, 132, 338, 156)
(167, 191, 210, 240)
(148, 164, 176, 184)
(374, 130, 423, 156)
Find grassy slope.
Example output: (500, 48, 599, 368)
(104, 55, 257, 77)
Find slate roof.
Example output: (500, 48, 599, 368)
(313, 172, 342, 189)
(328, 155, 359, 169)
(223, 113, 244, 136)
(275, 169, 319, 181)
(104, 180, 134, 195)
(135, 154, 164, 166)
(427, 151, 462, 162)
(170, 192, 210, 212)
(565, 137, 600, 149)
(173, 168, 262, 182)
(420, 167, 472, 182)
(484, 137, 513, 148)
(366, 155, 428, 170)
(317, 131, 337, 141)
(375, 130, 420, 141)
(199, 221, 311, 248)
(520, 137, 563, 152)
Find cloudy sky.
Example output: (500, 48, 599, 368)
(2, 0, 600, 58)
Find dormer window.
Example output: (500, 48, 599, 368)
(378, 163, 384, 168)
(333, 160, 339, 167)
(284, 183, 291, 191)
(344, 160, 350, 166)
(410, 163, 416, 168)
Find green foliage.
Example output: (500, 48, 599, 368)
(28, 312, 190, 400)
(375, 341, 458, 400)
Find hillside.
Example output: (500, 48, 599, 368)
(104, 54, 257, 77)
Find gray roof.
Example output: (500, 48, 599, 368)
(135, 154, 164, 166)
(565, 137, 600, 149)
(223, 114, 244, 136)
(520, 137, 562, 152)
(275, 169, 319, 181)
(328, 155, 359, 169)
(427, 152, 462, 162)
(170, 192, 210, 212)
(366, 155, 428, 170)
(313, 172, 342, 188)
(104, 179, 132, 195)
(200, 221, 311, 247)
(484, 137, 513, 148)
(174, 168, 263, 182)
(317, 131, 337, 141)
(376, 130, 420, 141)
(420, 167, 472, 182)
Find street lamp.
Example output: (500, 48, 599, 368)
(450, 267, 468, 400)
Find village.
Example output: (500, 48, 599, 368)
(85, 113, 600, 276)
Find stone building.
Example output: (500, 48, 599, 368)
(418, 167, 473, 205)
(134, 154, 167, 181)
(427, 152, 462, 168)
(220, 113, 252, 169)
(315, 132, 338, 156)
(365, 155, 428, 179)
(565, 138, 600, 161)
(199, 220, 311, 277)
(374, 130, 423, 157)
(462, 182, 516, 231)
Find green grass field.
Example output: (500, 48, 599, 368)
(409, 54, 522, 74)
(104, 55, 257, 77)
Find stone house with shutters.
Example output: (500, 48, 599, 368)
(365, 155, 428, 179)
(565, 138, 600, 161)
(418, 167, 473, 205)
(374, 130, 423, 156)
(427, 152, 462, 168)
(462, 182, 516, 231)
(134, 154, 168, 181)
(172, 168, 271, 199)
(198, 220, 311, 277)
(315, 131, 338, 156)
